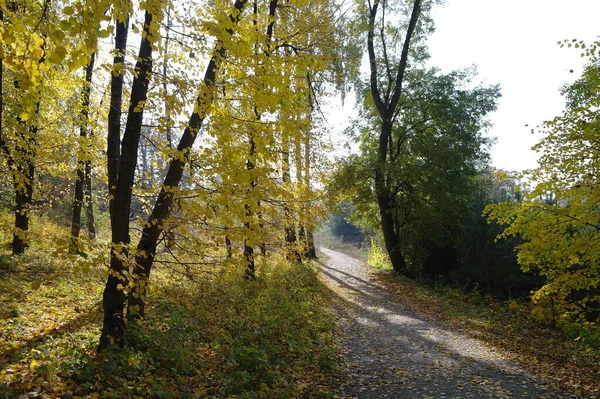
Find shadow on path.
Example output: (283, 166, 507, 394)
(318, 247, 574, 399)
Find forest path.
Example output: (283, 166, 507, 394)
(318, 247, 573, 399)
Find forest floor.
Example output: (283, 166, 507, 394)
(319, 247, 591, 399)
(0, 249, 339, 399)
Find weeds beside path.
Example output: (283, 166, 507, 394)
(319, 247, 576, 399)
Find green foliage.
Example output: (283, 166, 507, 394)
(327, 204, 366, 244)
(452, 170, 543, 298)
(212, 261, 337, 396)
(486, 42, 600, 327)
(333, 67, 500, 277)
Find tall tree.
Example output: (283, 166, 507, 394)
(366, 0, 423, 273)
(1, 0, 50, 254)
(332, 65, 499, 276)
(99, 1, 163, 349)
(70, 52, 96, 249)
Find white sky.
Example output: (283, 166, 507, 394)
(427, 0, 600, 171)
(326, 0, 600, 172)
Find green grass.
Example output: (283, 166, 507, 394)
(0, 247, 340, 399)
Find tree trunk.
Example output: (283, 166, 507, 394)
(70, 52, 96, 249)
(295, 128, 306, 256)
(303, 122, 316, 259)
(225, 235, 232, 258)
(11, 42, 44, 255)
(126, 0, 248, 319)
(99, 15, 129, 350)
(367, 0, 421, 274)
(107, 18, 128, 229)
(376, 187, 406, 273)
(243, 133, 256, 280)
(282, 134, 300, 262)
(12, 175, 33, 254)
(100, 7, 159, 349)
(84, 158, 96, 240)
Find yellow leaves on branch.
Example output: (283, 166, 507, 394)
(486, 41, 600, 326)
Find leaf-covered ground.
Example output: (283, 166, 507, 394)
(0, 251, 340, 398)
(319, 248, 598, 399)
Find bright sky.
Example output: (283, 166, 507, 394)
(326, 1, 600, 172)
(427, 0, 600, 171)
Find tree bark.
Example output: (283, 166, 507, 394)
(107, 18, 128, 230)
(98, 14, 129, 350)
(10, 39, 45, 255)
(84, 158, 96, 240)
(303, 112, 316, 259)
(126, 0, 248, 319)
(70, 52, 96, 249)
(243, 130, 257, 280)
(100, 8, 156, 349)
(368, 0, 421, 273)
(295, 125, 306, 255)
(282, 133, 300, 262)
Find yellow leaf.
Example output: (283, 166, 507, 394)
(48, 46, 67, 64)
(30, 280, 42, 290)
(30, 360, 39, 370)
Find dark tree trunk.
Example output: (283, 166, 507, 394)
(299, 82, 317, 259)
(163, 7, 173, 150)
(70, 163, 85, 246)
(367, 0, 421, 274)
(107, 18, 128, 229)
(225, 235, 232, 258)
(12, 171, 33, 254)
(376, 186, 406, 273)
(126, 0, 248, 319)
(100, 8, 158, 349)
(281, 130, 298, 261)
(84, 159, 96, 240)
(71, 53, 96, 249)
(307, 231, 316, 258)
(295, 131, 307, 257)
(243, 133, 256, 280)
(282, 139, 300, 262)
(99, 15, 129, 350)
(10, 39, 45, 255)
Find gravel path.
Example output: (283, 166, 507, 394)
(319, 247, 576, 399)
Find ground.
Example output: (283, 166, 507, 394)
(319, 247, 576, 399)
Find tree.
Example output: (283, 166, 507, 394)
(486, 43, 600, 324)
(99, 0, 167, 349)
(334, 64, 499, 276)
(365, 0, 423, 273)
(70, 53, 96, 249)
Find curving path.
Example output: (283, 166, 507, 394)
(318, 247, 576, 399)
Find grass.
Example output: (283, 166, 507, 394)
(0, 244, 341, 398)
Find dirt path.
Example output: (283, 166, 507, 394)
(319, 248, 575, 399)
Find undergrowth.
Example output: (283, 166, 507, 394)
(0, 245, 339, 398)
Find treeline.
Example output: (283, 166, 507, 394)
(326, 0, 599, 332)
(323, 170, 542, 301)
